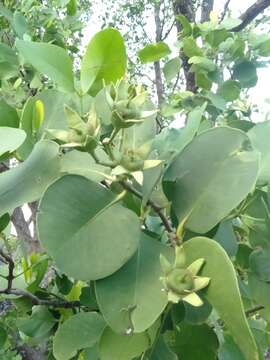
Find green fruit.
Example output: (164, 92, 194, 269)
(166, 268, 194, 294)
(120, 152, 144, 172)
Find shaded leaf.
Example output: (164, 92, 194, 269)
(233, 60, 257, 88)
(0, 99, 19, 128)
(99, 327, 150, 360)
(163, 57, 181, 83)
(53, 312, 105, 360)
(17, 306, 56, 338)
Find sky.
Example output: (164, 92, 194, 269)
(81, 0, 270, 125)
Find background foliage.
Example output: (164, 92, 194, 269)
(1, 0, 270, 359)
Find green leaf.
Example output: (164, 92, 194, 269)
(214, 220, 238, 257)
(139, 42, 171, 63)
(0, 43, 18, 65)
(0, 140, 60, 216)
(148, 336, 177, 360)
(53, 312, 105, 360)
(13, 11, 28, 38)
(17, 306, 56, 338)
(0, 127, 26, 157)
(171, 323, 219, 360)
(183, 237, 258, 360)
(164, 127, 259, 233)
(182, 37, 203, 58)
(0, 99, 19, 127)
(249, 248, 270, 281)
(248, 121, 270, 184)
(153, 104, 205, 162)
(16, 40, 74, 92)
(219, 18, 242, 30)
(184, 294, 212, 325)
(18, 89, 86, 159)
(236, 244, 253, 270)
(205, 29, 231, 48)
(249, 33, 270, 57)
(0, 326, 7, 347)
(81, 28, 127, 94)
(176, 15, 192, 37)
(82, 345, 99, 360)
(195, 71, 212, 90)
(163, 57, 181, 83)
(218, 334, 245, 360)
(233, 60, 258, 88)
(67, 0, 77, 16)
(142, 163, 163, 207)
(0, 213, 10, 232)
(56, 274, 73, 295)
(96, 233, 173, 333)
(37, 175, 140, 280)
(218, 80, 241, 102)
(249, 273, 270, 320)
(60, 150, 108, 183)
(189, 56, 216, 72)
(99, 327, 150, 360)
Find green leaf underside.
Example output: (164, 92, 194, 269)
(96, 233, 173, 333)
(0, 140, 60, 217)
(81, 28, 127, 94)
(37, 174, 140, 280)
(53, 312, 105, 360)
(183, 237, 258, 360)
(164, 127, 259, 233)
(139, 42, 171, 63)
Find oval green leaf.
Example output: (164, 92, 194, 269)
(164, 127, 259, 233)
(183, 237, 258, 360)
(53, 312, 105, 360)
(81, 28, 127, 94)
(37, 175, 140, 280)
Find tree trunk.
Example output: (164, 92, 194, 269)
(201, 0, 214, 22)
(173, 0, 197, 92)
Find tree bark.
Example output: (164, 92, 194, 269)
(232, 0, 270, 31)
(154, 1, 165, 131)
(173, 0, 197, 92)
(201, 0, 214, 22)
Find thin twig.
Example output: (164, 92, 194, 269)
(219, 0, 231, 23)
(232, 0, 270, 32)
(119, 180, 175, 236)
(0, 248, 81, 309)
(245, 304, 265, 317)
(161, 20, 176, 41)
